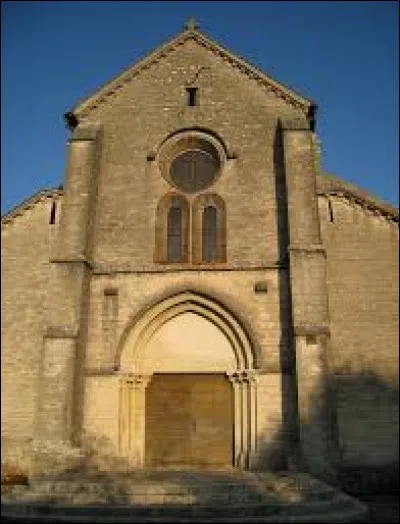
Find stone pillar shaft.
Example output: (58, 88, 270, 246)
(248, 373, 258, 468)
(56, 124, 100, 261)
(228, 370, 259, 469)
(283, 129, 321, 246)
(230, 378, 242, 467)
(283, 125, 338, 480)
(36, 336, 76, 441)
(35, 124, 101, 469)
(119, 374, 152, 467)
(240, 378, 249, 467)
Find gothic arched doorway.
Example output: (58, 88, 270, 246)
(117, 291, 257, 469)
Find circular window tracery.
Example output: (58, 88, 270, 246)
(157, 131, 225, 194)
(170, 149, 219, 193)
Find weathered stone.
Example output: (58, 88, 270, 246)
(1, 24, 398, 483)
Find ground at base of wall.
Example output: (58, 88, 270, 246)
(338, 464, 399, 496)
(337, 465, 399, 523)
(356, 494, 399, 523)
(1, 469, 368, 523)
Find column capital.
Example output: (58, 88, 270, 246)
(226, 372, 239, 386)
(120, 373, 152, 389)
(226, 369, 259, 384)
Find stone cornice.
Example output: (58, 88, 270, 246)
(44, 326, 78, 339)
(1, 188, 63, 229)
(71, 28, 314, 120)
(294, 324, 331, 337)
(318, 190, 399, 223)
(289, 244, 327, 255)
(317, 171, 398, 223)
(83, 366, 117, 376)
(90, 262, 286, 275)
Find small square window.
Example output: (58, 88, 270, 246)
(186, 87, 198, 107)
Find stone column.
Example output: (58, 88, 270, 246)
(132, 374, 152, 467)
(247, 371, 259, 469)
(227, 370, 259, 469)
(240, 373, 249, 468)
(55, 124, 101, 262)
(119, 373, 152, 467)
(227, 373, 243, 467)
(282, 123, 338, 481)
(118, 377, 133, 457)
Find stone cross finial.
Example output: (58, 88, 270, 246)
(185, 18, 199, 31)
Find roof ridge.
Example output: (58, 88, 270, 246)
(189, 30, 315, 107)
(1, 188, 63, 227)
(72, 27, 314, 120)
(71, 28, 187, 117)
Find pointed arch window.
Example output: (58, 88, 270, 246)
(167, 200, 183, 262)
(202, 206, 218, 262)
(155, 130, 229, 265)
(155, 194, 189, 263)
(193, 193, 226, 264)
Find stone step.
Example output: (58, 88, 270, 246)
(1, 500, 368, 523)
(2, 481, 339, 506)
(2, 490, 367, 516)
(1, 471, 368, 522)
(26, 472, 338, 493)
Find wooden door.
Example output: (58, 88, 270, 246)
(145, 373, 233, 467)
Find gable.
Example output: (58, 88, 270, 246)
(1, 188, 63, 229)
(68, 27, 315, 125)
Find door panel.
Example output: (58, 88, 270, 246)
(190, 375, 233, 466)
(145, 374, 233, 467)
(145, 374, 191, 466)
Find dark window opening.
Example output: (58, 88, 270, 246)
(186, 87, 198, 107)
(49, 201, 57, 225)
(202, 206, 217, 262)
(167, 203, 182, 262)
(328, 199, 334, 223)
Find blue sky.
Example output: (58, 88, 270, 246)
(1, 1, 398, 213)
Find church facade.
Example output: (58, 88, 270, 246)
(2, 23, 398, 480)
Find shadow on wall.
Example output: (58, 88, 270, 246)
(1, 371, 398, 510)
(271, 120, 399, 494)
(255, 369, 399, 495)
(331, 371, 399, 495)
(273, 119, 301, 472)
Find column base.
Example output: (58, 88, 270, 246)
(236, 451, 248, 468)
(248, 451, 260, 470)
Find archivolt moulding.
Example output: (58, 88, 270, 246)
(117, 291, 255, 373)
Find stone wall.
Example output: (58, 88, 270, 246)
(2, 30, 398, 476)
(74, 40, 304, 467)
(84, 270, 284, 374)
(77, 38, 306, 270)
(318, 194, 399, 466)
(1, 194, 61, 471)
(82, 375, 120, 459)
